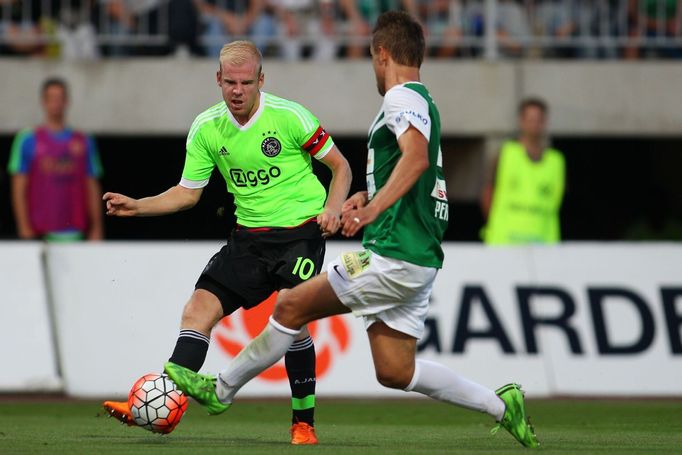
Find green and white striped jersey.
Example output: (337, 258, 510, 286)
(363, 82, 448, 268)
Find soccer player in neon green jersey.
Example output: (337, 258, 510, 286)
(166, 12, 539, 448)
(101, 40, 351, 445)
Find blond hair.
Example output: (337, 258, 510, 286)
(219, 40, 262, 74)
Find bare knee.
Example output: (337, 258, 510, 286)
(181, 289, 223, 333)
(272, 289, 304, 330)
(375, 366, 413, 390)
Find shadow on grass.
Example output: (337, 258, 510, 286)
(81, 434, 380, 449)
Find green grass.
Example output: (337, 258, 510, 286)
(0, 399, 680, 454)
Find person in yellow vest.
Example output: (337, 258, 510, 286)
(481, 98, 565, 245)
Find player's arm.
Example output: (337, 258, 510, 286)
(8, 130, 35, 239)
(243, 0, 265, 30)
(317, 145, 352, 237)
(11, 174, 35, 239)
(480, 154, 499, 220)
(106, 114, 215, 217)
(103, 185, 203, 217)
(341, 125, 429, 237)
(84, 136, 104, 240)
(86, 177, 104, 240)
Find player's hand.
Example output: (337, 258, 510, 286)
(285, 15, 299, 37)
(103, 192, 139, 217)
(351, 18, 371, 36)
(341, 191, 368, 216)
(317, 209, 341, 238)
(87, 226, 104, 241)
(340, 204, 378, 237)
(17, 225, 36, 240)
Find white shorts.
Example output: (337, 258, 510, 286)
(326, 250, 437, 339)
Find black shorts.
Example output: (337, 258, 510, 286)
(196, 221, 325, 315)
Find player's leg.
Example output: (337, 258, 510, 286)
(104, 289, 225, 423)
(285, 324, 318, 444)
(213, 247, 390, 405)
(215, 273, 349, 405)
(168, 289, 223, 371)
(273, 221, 333, 443)
(163, 284, 242, 415)
(166, 240, 265, 415)
(104, 284, 226, 424)
(366, 321, 505, 414)
(168, 240, 254, 375)
(366, 321, 537, 448)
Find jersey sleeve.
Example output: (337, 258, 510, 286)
(384, 86, 431, 142)
(289, 102, 335, 161)
(85, 135, 103, 178)
(7, 128, 34, 174)
(180, 121, 215, 189)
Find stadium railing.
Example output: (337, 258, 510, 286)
(0, 0, 680, 59)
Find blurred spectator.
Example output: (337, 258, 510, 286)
(56, 1, 99, 59)
(626, 0, 682, 59)
(96, 0, 134, 56)
(533, 0, 577, 58)
(98, 0, 201, 56)
(340, 0, 418, 58)
(197, 0, 275, 57)
(418, 0, 463, 58)
(464, 0, 530, 57)
(571, 0, 622, 59)
(0, 0, 54, 57)
(269, 0, 337, 61)
(7, 78, 104, 241)
(481, 98, 565, 245)
(2, 0, 681, 60)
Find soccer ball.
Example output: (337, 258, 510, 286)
(128, 373, 188, 434)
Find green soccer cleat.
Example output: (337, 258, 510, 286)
(491, 383, 539, 448)
(164, 362, 230, 416)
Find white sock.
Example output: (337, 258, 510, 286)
(216, 316, 299, 404)
(405, 359, 505, 421)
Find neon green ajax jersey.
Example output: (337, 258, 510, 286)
(181, 92, 334, 227)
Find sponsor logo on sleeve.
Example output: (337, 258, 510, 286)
(396, 110, 429, 126)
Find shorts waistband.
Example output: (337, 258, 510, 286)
(236, 216, 317, 233)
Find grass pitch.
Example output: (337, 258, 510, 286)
(0, 398, 679, 454)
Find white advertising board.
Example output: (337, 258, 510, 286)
(420, 244, 682, 396)
(46, 242, 391, 398)
(0, 242, 60, 391)
(45, 242, 682, 398)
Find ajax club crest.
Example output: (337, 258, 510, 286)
(261, 133, 281, 157)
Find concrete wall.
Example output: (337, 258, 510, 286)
(1, 59, 681, 136)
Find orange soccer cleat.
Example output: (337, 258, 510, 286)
(103, 400, 137, 427)
(290, 422, 318, 445)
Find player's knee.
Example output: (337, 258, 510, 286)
(272, 290, 304, 329)
(180, 302, 211, 329)
(181, 291, 222, 331)
(375, 368, 412, 390)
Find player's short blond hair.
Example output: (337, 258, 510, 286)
(219, 40, 262, 74)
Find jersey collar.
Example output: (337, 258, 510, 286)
(226, 92, 266, 131)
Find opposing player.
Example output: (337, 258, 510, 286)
(102, 40, 351, 445)
(166, 12, 539, 448)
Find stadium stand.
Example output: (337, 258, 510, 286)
(0, 1, 680, 59)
